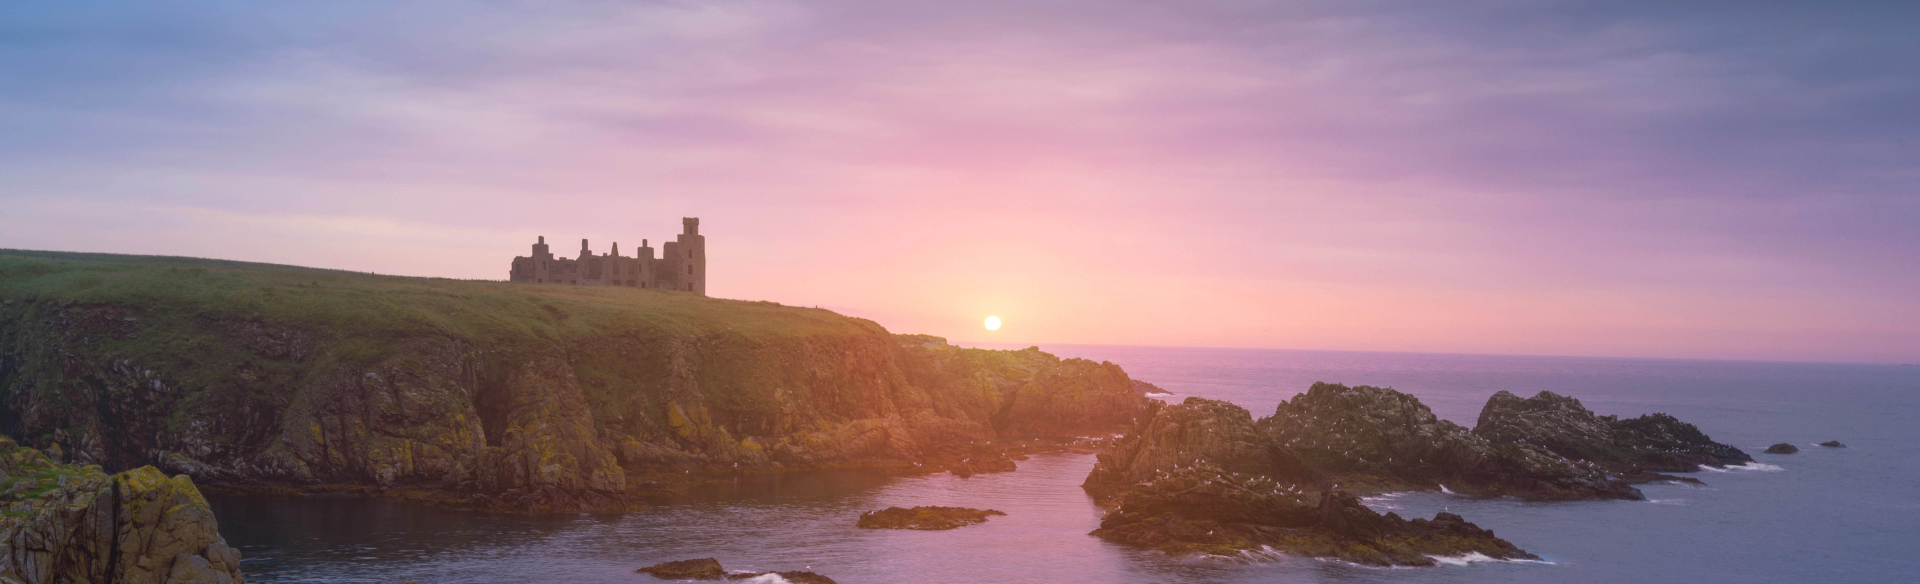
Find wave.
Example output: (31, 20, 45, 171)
(1428, 553, 1558, 567)
(1439, 484, 1456, 495)
(1362, 492, 1406, 510)
(1699, 462, 1785, 473)
(1647, 498, 1689, 505)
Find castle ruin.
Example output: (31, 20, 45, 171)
(508, 217, 706, 295)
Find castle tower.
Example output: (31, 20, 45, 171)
(678, 217, 705, 295)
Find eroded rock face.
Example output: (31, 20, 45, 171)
(1473, 391, 1752, 473)
(1088, 463, 1534, 566)
(1084, 399, 1316, 501)
(0, 437, 244, 584)
(1262, 383, 1638, 500)
(0, 276, 1152, 513)
(1083, 382, 1746, 563)
(855, 506, 1005, 530)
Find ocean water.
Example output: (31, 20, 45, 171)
(210, 346, 1920, 583)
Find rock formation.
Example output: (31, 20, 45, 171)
(1765, 443, 1799, 454)
(1473, 390, 1752, 475)
(1818, 441, 1846, 448)
(0, 252, 1153, 512)
(637, 558, 727, 579)
(1083, 384, 1746, 563)
(637, 558, 837, 583)
(1088, 461, 1534, 566)
(856, 506, 1005, 530)
(1262, 384, 1640, 500)
(1, 436, 244, 584)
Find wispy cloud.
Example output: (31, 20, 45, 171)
(1, 0, 1915, 362)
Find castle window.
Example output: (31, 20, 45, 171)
(687, 265, 693, 274)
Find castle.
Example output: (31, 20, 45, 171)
(508, 217, 706, 295)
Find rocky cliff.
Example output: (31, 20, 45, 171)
(0, 251, 1151, 512)
(2, 436, 244, 584)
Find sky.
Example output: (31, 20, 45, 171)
(2, 0, 1916, 363)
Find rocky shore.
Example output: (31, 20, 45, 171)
(1082, 383, 1747, 563)
(1, 436, 245, 584)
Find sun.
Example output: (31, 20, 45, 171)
(984, 316, 1002, 331)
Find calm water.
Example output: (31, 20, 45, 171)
(211, 346, 1920, 583)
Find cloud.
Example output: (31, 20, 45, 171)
(0, 0, 1915, 361)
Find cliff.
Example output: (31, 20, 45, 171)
(0, 251, 1151, 512)
(1, 436, 244, 584)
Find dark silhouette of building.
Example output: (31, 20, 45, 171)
(508, 217, 705, 295)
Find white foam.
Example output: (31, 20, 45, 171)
(1362, 492, 1407, 510)
(1647, 498, 1689, 505)
(730, 575, 795, 584)
(1439, 484, 1456, 495)
(1428, 553, 1559, 567)
(1700, 462, 1784, 473)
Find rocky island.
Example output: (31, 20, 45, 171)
(1081, 383, 1749, 564)
(856, 506, 1005, 530)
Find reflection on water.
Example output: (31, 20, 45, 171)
(214, 349, 1920, 584)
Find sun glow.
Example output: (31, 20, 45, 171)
(984, 316, 1001, 331)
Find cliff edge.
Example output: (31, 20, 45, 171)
(0, 250, 1152, 512)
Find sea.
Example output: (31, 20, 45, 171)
(209, 346, 1920, 583)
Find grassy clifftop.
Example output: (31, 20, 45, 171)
(0, 248, 870, 364)
(0, 250, 1149, 511)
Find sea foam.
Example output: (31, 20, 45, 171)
(1427, 552, 1558, 567)
(1700, 462, 1785, 473)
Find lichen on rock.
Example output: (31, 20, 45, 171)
(856, 506, 1006, 530)
(0, 435, 244, 584)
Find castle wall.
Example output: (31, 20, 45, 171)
(507, 219, 704, 295)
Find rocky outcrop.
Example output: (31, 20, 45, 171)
(1818, 441, 1846, 448)
(0, 253, 1153, 512)
(637, 558, 837, 583)
(1082, 383, 1743, 563)
(855, 506, 1004, 530)
(1473, 391, 1752, 474)
(1130, 380, 1172, 396)
(1088, 463, 1534, 566)
(638, 558, 727, 579)
(1262, 384, 1639, 500)
(1084, 399, 1317, 501)
(0, 436, 244, 584)
(1764, 443, 1799, 454)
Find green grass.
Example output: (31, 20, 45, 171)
(0, 249, 894, 442)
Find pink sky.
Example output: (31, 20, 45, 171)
(2, 0, 1915, 363)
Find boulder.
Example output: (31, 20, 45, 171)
(1818, 441, 1846, 448)
(637, 558, 838, 583)
(856, 506, 1005, 530)
(1764, 443, 1799, 454)
(638, 557, 727, 579)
